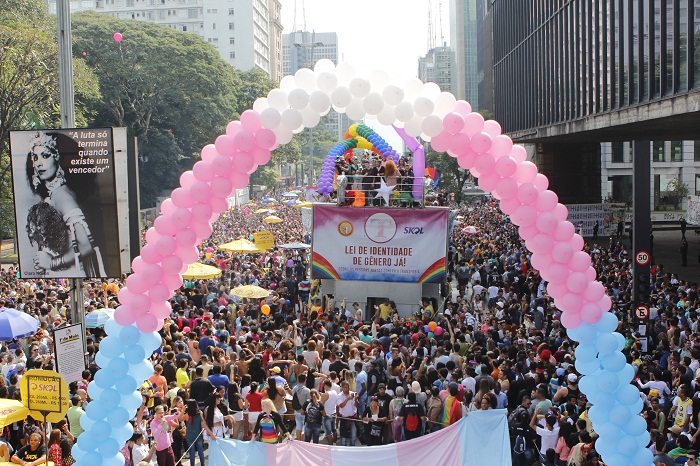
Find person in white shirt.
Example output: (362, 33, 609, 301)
(320, 379, 338, 445)
(337, 381, 358, 446)
(130, 432, 157, 466)
(461, 367, 477, 395)
(529, 409, 560, 463)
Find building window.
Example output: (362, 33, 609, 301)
(230, 51, 236, 58)
(228, 8, 234, 15)
(212, 23, 215, 29)
(652, 141, 665, 162)
(229, 37, 235, 44)
(671, 141, 683, 162)
(611, 142, 624, 163)
(229, 22, 234, 30)
(696, 174, 700, 195)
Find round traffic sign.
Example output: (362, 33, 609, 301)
(635, 305, 649, 320)
(635, 251, 650, 266)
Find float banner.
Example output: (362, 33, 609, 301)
(688, 196, 700, 225)
(9, 129, 121, 278)
(312, 205, 448, 283)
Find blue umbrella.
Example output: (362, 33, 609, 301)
(85, 309, 114, 329)
(284, 199, 302, 206)
(0, 308, 39, 341)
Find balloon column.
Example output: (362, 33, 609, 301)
(347, 124, 400, 165)
(75, 60, 651, 466)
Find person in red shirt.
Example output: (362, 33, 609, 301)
(246, 381, 265, 436)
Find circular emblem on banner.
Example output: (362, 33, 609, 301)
(338, 220, 353, 237)
(364, 212, 397, 244)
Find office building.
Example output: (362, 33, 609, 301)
(418, 45, 453, 92)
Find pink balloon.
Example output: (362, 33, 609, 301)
(175, 244, 199, 265)
(471, 132, 493, 153)
(495, 156, 517, 177)
(240, 110, 262, 132)
(130, 293, 152, 314)
(543, 263, 570, 284)
(512, 205, 537, 226)
(570, 234, 584, 252)
(546, 281, 568, 299)
(160, 198, 175, 216)
(453, 100, 472, 116)
(200, 144, 219, 162)
(149, 284, 171, 303)
(131, 256, 145, 275)
(180, 171, 196, 189)
(171, 208, 192, 227)
(191, 221, 213, 239)
(211, 196, 229, 214)
(473, 153, 496, 175)
(566, 272, 588, 293)
(457, 151, 475, 170)
(255, 129, 277, 150)
(233, 130, 255, 152)
(584, 266, 597, 281)
(510, 145, 527, 163)
(136, 314, 160, 333)
(482, 120, 502, 137)
(113, 32, 122, 43)
(491, 135, 513, 157)
(434, 326, 444, 336)
(231, 170, 250, 189)
(175, 228, 197, 248)
(232, 152, 255, 173)
(516, 162, 538, 184)
(211, 155, 233, 176)
(552, 241, 574, 263)
(518, 224, 540, 241)
(553, 204, 569, 221)
(114, 306, 137, 326)
(215, 135, 236, 156)
(477, 172, 500, 191)
(569, 251, 592, 272)
(517, 183, 539, 204)
(584, 281, 606, 302)
(117, 287, 135, 306)
(171, 188, 195, 208)
(125, 273, 149, 294)
(209, 212, 220, 224)
(154, 215, 177, 236)
(226, 120, 243, 137)
(499, 197, 521, 215)
(162, 254, 184, 275)
(430, 131, 451, 152)
(560, 293, 584, 313)
(144, 227, 160, 245)
(535, 212, 558, 233)
(189, 181, 211, 203)
(140, 244, 162, 265)
(150, 301, 172, 320)
(155, 235, 177, 257)
(553, 221, 575, 241)
(533, 173, 549, 191)
(529, 233, 555, 254)
(442, 113, 465, 134)
(529, 252, 553, 271)
(161, 272, 183, 291)
(463, 112, 484, 136)
(191, 203, 213, 222)
(211, 176, 233, 199)
(494, 177, 518, 200)
(448, 133, 471, 156)
(580, 303, 603, 324)
(560, 311, 583, 329)
(251, 147, 272, 165)
(193, 161, 215, 182)
(536, 190, 559, 212)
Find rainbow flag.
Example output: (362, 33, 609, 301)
(441, 395, 462, 427)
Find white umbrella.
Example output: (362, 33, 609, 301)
(462, 226, 480, 234)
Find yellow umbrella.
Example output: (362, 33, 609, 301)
(218, 238, 262, 253)
(263, 215, 283, 224)
(294, 201, 313, 209)
(0, 399, 28, 427)
(182, 262, 222, 280)
(231, 285, 270, 299)
(255, 208, 274, 214)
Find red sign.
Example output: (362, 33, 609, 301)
(635, 305, 649, 320)
(635, 251, 650, 266)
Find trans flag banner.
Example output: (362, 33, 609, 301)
(311, 205, 448, 283)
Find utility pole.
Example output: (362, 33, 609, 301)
(57, 0, 86, 354)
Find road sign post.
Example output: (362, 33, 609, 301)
(633, 141, 652, 352)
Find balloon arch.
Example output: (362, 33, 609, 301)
(73, 60, 651, 466)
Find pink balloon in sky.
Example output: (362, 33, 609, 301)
(113, 32, 123, 43)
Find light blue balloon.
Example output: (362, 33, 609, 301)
(119, 325, 141, 346)
(597, 369, 620, 393)
(600, 352, 626, 372)
(87, 381, 104, 400)
(131, 360, 154, 381)
(593, 391, 616, 411)
(115, 375, 138, 395)
(587, 405, 610, 425)
(94, 352, 111, 370)
(98, 335, 124, 358)
(92, 420, 112, 442)
(632, 448, 653, 466)
(71, 443, 87, 461)
(575, 358, 601, 375)
(602, 453, 628, 466)
(618, 363, 635, 384)
(107, 407, 130, 427)
(623, 415, 647, 436)
(567, 323, 597, 342)
(594, 312, 618, 333)
(124, 345, 146, 365)
(112, 423, 136, 445)
(85, 400, 104, 421)
(138, 331, 162, 354)
(107, 357, 129, 377)
(103, 317, 122, 337)
(575, 343, 597, 362)
(82, 450, 103, 466)
(93, 369, 114, 389)
(98, 438, 120, 458)
(103, 454, 126, 466)
(617, 433, 638, 456)
(595, 332, 618, 355)
(615, 383, 641, 406)
(635, 430, 650, 449)
(577, 374, 597, 395)
(614, 332, 626, 351)
(609, 404, 631, 425)
(593, 432, 616, 457)
(79, 414, 95, 431)
(121, 391, 143, 412)
(77, 431, 99, 451)
(629, 397, 644, 415)
(99, 388, 121, 410)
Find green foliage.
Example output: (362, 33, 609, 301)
(236, 68, 276, 116)
(666, 177, 690, 210)
(250, 165, 279, 191)
(425, 144, 471, 203)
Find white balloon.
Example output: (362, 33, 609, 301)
(260, 107, 281, 129)
(331, 86, 352, 108)
(252, 97, 269, 113)
(267, 89, 289, 111)
(420, 133, 433, 142)
(294, 68, 316, 92)
(292, 123, 305, 134)
(273, 124, 293, 144)
(335, 62, 356, 85)
(404, 116, 423, 137)
(363, 92, 385, 115)
(422, 114, 443, 137)
(377, 105, 396, 126)
(301, 107, 321, 128)
(313, 58, 336, 74)
(288, 88, 309, 110)
(394, 101, 415, 123)
(434, 92, 457, 117)
(422, 82, 442, 98)
(369, 69, 390, 92)
(349, 77, 371, 98)
(280, 75, 296, 92)
(382, 85, 404, 106)
(316, 72, 338, 93)
(403, 78, 424, 101)
(413, 96, 435, 117)
(281, 108, 303, 130)
(309, 91, 331, 114)
(346, 98, 366, 121)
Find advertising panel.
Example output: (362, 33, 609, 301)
(9, 129, 121, 278)
(688, 196, 700, 225)
(53, 323, 86, 384)
(312, 206, 448, 283)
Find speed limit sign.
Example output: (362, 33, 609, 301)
(635, 305, 649, 320)
(635, 251, 650, 266)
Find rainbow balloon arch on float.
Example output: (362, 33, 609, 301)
(73, 60, 652, 466)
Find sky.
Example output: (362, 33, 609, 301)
(278, 0, 451, 151)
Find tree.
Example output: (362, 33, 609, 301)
(0, 0, 99, 237)
(666, 177, 689, 210)
(72, 12, 240, 206)
(425, 145, 471, 203)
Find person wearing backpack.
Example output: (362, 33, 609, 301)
(291, 373, 311, 440)
(398, 391, 426, 440)
(509, 396, 533, 466)
(367, 360, 386, 397)
(301, 390, 326, 444)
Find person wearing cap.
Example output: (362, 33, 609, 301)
(529, 406, 560, 464)
(648, 397, 666, 434)
(553, 373, 580, 404)
(669, 384, 693, 432)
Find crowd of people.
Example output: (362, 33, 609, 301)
(0, 188, 698, 466)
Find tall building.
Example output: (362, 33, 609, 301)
(282, 30, 351, 140)
(48, 0, 281, 77)
(418, 45, 453, 92)
(449, 0, 480, 108)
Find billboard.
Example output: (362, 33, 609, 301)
(312, 205, 448, 283)
(689, 196, 700, 225)
(10, 129, 121, 278)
